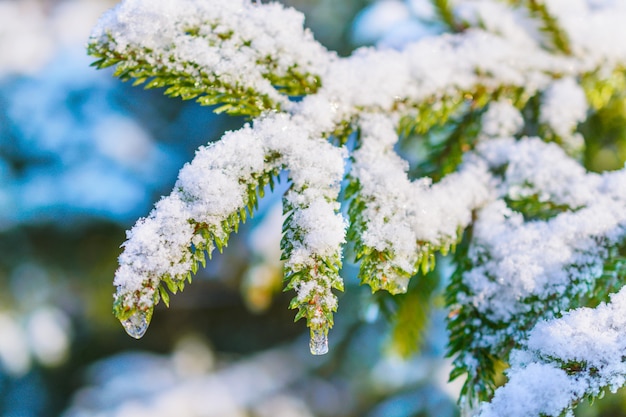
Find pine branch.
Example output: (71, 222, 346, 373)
(432, 0, 464, 33)
(447, 138, 626, 406)
(478, 279, 626, 417)
(347, 115, 483, 295)
(87, 0, 329, 117)
(523, 0, 572, 55)
(281, 190, 345, 355)
(277, 132, 347, 354)
(113, 125, 282, 336)
(93, 3, 626, 391)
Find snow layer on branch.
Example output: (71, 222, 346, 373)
(293, 0, 626, 136)
(454, 0, 539, 47)
(318, 29, 562, 118)
(479, 99, 524, 139)
(527, 288, 626, 390)
(177, 128, 267, 222)
(114, 117, 275, 310)
(478, 137, 597, 207)
(114, 112, 347, 319)
(540, 77, 588, 152)
(352, 114, 493, 278)
(479, 286, 626, 417)
(477, 362, 582, 417)
(545, 0, 626, 65)
(90, 0, 331, 108)
(462, 138, 626, 324)
(115, 193, 195, 309)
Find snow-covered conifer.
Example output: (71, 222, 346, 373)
(89, 0, 626, 414)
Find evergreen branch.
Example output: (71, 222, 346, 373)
(446, 225, 504, 406)
(281, 192, 345, 355)
(88, 42, 278, 117)
(88, 0, 330, 117)
(478, 282, 626, 417)
(432, 0, 464, 32)
(113, 126, 282, 336)
(446, 139, 626, 406)
(280, 178, 346, 354)
(346, 114, 489, 294)
(405, 101, 485, 181)
(523, 0, 572, 55)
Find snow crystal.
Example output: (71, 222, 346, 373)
(479, 100, 524, 139)
(480, 285, 626, 416)
(353, 114, 492, 281)
(478, 363, 582, 417)
(293, 200, 346, 259)
(540, 77, 588, 152)
(464, 138, 626, 322)
(545, 0, 626, 64)
(90, 0, 332, 110)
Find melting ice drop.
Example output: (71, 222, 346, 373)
(310, 329, 328, 355)
(121, 309, 151, 339)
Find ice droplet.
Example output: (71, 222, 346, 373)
(121, 309, 151, 339)
(309, 329, 328, 355)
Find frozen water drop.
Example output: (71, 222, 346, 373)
(310, 329, 328, 355)
(121, 309, 151, 339)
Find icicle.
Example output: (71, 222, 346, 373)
(310, 329, 328, 355)
(121, 309, 152, 339)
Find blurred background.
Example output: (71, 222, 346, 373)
(0, 0, 625, 416)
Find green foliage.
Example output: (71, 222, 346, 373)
(112, 167, 280, 323)
(504, 193, 580, 221)
(433, 0, 464, 32)
(346, 173, 459, 296)
(88, 23, 322, 118)
(88, 43, 278, 117)
(445, 226, 501, 405)
(446, 215, 626, 405)
(522, 0, 572, 55)
(581, 68, 626, 171)
(388, 265, 441, 358)
(281, 192, 344, 333)
(398, 86, 530, 181)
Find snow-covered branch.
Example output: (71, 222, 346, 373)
(90, 0, 626, 412)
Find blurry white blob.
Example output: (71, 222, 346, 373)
(171, 334, 215, 377)
(0, 306, 71, 375)
(0, 313, 31, 376)
(252, 394, 315, 417)
(0, 0, 54, 76)
(351, 0, 442, 49)
(0, 0, 114, 76)
(407, 0, 437, 20)
(62, 343, 317, 417)
(26, 307, 71, 367)
(351, 0, 412, 46)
